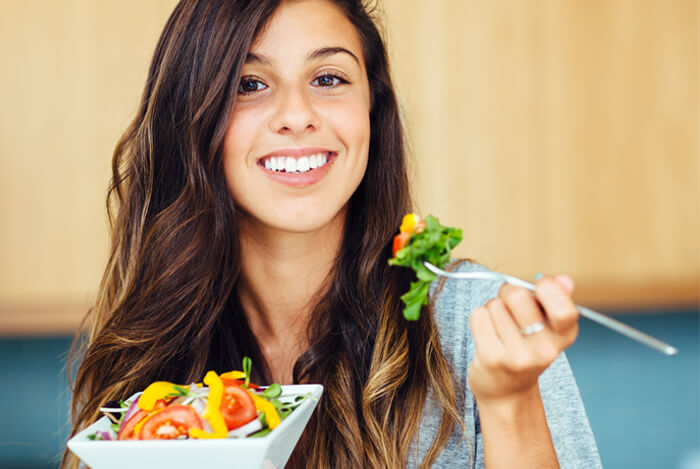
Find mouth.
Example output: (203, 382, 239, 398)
(257, 150, 337, 174)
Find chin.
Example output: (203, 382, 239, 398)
(245, 201, 348, 235)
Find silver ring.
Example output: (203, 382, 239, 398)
(520, 321, 546, 336)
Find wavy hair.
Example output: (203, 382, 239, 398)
(62, 1, 467, 468)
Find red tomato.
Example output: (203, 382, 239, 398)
(221, 378, 261, 390)
(117, 399, 167, 440)
(139, 405, 203, 440)
(220, 381, 257, 430)
(392, 232, 411, 257)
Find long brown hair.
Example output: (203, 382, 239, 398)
(63, 1, 466, 468)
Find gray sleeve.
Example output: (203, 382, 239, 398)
(431, 261, 601, 468)
(539, 353, 602, 469)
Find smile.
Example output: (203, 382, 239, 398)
(258, 151, 335, 174)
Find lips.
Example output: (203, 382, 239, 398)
(257, 148, 338, 187)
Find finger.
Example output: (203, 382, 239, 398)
(485, 297, 558, 373)
(534, 276, 579, 344)
(554, 274, 575, 294)
(470, 305, 505, 358)
(499, 283, 545, 331)
(484, 297, 524, 347)
(496, 286, 560, 367)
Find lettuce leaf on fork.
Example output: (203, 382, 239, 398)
(388, 214, 463, 320)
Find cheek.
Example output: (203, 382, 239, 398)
(224, 109, 254, 164)
(321, 97, 371, 154)
(222, 107, 265, 184)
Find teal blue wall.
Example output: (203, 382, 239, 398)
(0, 338, 72, 469)
(565, 311, 699, 469)
(0, 312, 698, 469)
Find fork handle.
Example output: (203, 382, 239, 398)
(423, 263, 679, 355)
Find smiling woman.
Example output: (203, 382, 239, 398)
(223, 0, 370, 235)
(63, 1, 600, 469)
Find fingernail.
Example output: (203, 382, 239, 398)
(555, 274, 575, 293)
(534, 272, 544, 281)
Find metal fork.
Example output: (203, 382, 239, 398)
(424, 262, 679, 356)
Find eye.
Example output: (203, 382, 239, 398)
(238, 77, 267, 95)
(312, 74, 349, 87)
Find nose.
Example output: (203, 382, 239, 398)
(269, 85, 320, 135)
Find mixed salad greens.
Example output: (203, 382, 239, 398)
(388, 214, 463, 320)
(89, 357, 309, 441)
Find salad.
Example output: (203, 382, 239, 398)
(89, 357, 309, 441)
(388, 213, 462, 320)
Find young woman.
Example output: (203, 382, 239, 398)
(64, 1, 601, 468)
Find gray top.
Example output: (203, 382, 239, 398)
(408, 261, 602, 468)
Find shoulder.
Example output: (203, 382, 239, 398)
(427, 260, 504, 382)
(429, 259, 504, 339)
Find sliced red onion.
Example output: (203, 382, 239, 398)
(227, 418, 263, 438)
(189, 383, 206, 392)
(121, 393, 142, 427)
(168, 396, 188, 406)
(201, 417, 213, 433)
(96, 430, 114, 441)
(188, 397, 213, 433)
(190, 397, 207, 417)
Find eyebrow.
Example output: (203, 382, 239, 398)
(244, 46, 361, 66)
(307, 47, 360, 65)
(245, 52, 271, 65)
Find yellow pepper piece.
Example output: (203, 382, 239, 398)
(188, 371, 228, 439)
(138, 381, 178, 411)
(219, 370, 246, 380)
(250, 393, 280, 430)
(399, 213, 420, 234)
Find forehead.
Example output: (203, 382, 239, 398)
(249, 0, 365, 65)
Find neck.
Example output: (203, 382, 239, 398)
(236, 209, 345, 383)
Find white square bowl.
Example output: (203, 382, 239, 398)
(67, 384, 323, 469)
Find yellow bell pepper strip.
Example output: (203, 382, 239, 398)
(219, 370, 246, 381)
(399, 213, 420, 234)
(249, 393, 281, 429)
(188, 371, 228, 439)
(138, 381, 179, 411)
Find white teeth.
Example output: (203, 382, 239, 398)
(297, 156, 310, 172)
(262, 152, 330, 173)
(285, 157, 297, 172)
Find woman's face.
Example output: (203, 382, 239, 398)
(223, 0, 371, 234)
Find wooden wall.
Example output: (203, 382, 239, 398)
(0, 0, 697, 335)
(384, 0, 698, 309)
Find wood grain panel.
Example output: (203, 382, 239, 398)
(0, 0, 697, 335)
(384, 0, 698, 300)
(0, 0, 178, 306)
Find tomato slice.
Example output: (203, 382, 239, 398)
(118, 409, 148, 440)
(139, 405, 203, 440)
(220, 381, 257, 430)
(117, 399, 167, 440)
(392, 232, 411, 257)
(221, 378, 261, 390)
